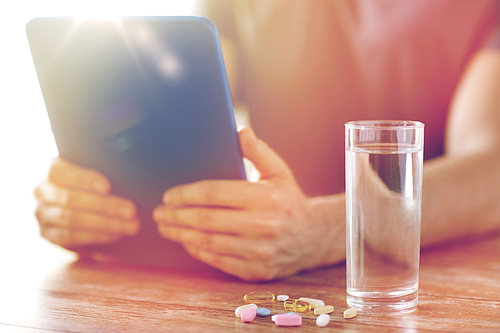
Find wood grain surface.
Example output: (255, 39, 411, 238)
(1, 220, 499, 332)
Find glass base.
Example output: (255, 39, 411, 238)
(346, 290, 418, 312)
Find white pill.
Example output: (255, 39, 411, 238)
(298, 297, 325, 308)
(343, 307, 358, 319)
(277, 294, 289, 301)
(316, 314, 330, 327)
(235, 303, 258, 317)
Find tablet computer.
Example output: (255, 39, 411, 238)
(27, 16, 246, 270)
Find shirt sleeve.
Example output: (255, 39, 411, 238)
(483, 2, 500, 49)
(196, 0, 238, 42)
(485, 25, 500, 49)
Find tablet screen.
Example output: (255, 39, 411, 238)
(27, 17, 245, 269)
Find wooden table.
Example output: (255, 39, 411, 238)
(1, 219, 499, 333)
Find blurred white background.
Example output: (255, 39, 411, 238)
(0, 0, 197, 264)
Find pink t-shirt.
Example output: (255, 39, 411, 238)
(203, 0, 500, 195)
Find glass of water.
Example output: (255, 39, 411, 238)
(345, 120, 424, 312)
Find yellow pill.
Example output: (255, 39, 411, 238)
(343, 307, 358, 319)
(298, 297, 325, 309)
(314, 305, 334, 315)
(244, 291, 275, 304)
(284, 299, 311, 313)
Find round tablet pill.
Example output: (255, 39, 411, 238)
(241, 308, 257, 323)
(316, 314, 330, 327)
(277, 294, 289, 301)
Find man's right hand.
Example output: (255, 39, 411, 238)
(34, 157, 140, 250)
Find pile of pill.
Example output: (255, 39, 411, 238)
(235, 291, 358, 328)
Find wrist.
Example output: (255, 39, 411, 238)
(305, 193, 346, 268)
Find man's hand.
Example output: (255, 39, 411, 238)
(34, 157, 140, 250)
(153, 126, 344, 281)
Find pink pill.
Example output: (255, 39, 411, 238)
(274, 313, 302, 326)
(241, 308, 257, 323)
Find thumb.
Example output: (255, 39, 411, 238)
(238, 126, 293, 180)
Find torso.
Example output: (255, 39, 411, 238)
(206, 0, 499, 195)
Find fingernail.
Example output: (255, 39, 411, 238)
(118, 205, 134, 219)
(241, 126, 256, 143)
(163, 192, 172, 204)
(93, 180, 107, 194)
(153, 208, 165, 221)
(124, 221, 139, 235)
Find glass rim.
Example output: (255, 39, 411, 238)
(345, 120, 424, 130)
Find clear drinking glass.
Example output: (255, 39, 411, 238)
(345, 120, 424, 312)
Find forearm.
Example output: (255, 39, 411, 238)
(421, 50, 500, 247)
(305, 149, 500, 267)
(421, 152, 500, 247)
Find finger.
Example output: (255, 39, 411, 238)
(237, 126, 293, 180)
(157, 225, 276, 262)
(48, 157, 110, 194)
(153, 206, 278, 238)
(183, 245, 279, 282)
(35, 203, 140, 236)
(162, 179, 285, 211)
(40, 226, 122, 247)
(35, 180, 136, 219)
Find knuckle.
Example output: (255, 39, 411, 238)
(254, 244, 275, 262)
(33, 183, 43, 199)
(103, 196, 123, 216)
(33, 180, 52, 202)
(167, 208, 178, 223)
(262, 219, 283, 238)
(194, 208, 212, 227)
(39, 225, 51, 241)
(200, 232, 213, 249)
(34, 204, 46, 226)
(57, 188, 70, 206)
(64, 189, 79, 208)
(265, 187, 287, 211)
(57, 208, 73, 227)
(40, 227, 68, 247)
(201, 182, 218, 204)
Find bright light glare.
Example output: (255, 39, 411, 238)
(0, 0, 199, 256)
